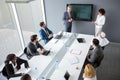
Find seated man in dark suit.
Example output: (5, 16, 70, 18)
(27, 34, 48, 57)
(39, 22, 53, 44)
(86, 38, 104, 68)
(2, 54, 29, 79)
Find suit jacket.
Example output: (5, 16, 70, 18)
(39, 27, 53, 44)
(2, 57, 29, 79)
(88, 45, 104, 65)
(63, 11, 74, 25)
(27, 41, 44, 56)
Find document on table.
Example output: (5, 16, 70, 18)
(67, 55, 79, 65)
(70, 49, 82, 55)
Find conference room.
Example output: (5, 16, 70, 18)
(0, 0, 120, 80)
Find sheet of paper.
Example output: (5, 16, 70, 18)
(67, 56, 79, 65)
(70, 49, 82, 55)
(16, 68, 31, 74)
(51, 39, 58, 44)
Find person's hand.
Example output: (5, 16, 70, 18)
(70, 18, 73, 21)
(16, 66, 20, 71)
(83, 73, 85, 78)
(48, 34, 53, 38)
(40, 49, 46, 54)
(68, 18, 72, 22)
(94, 22, 98, 25)
(92, 21, 98, 25)
(26, 66, 30, 69)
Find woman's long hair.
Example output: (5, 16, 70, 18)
(84, 64, 96, 78)
(5, 54, 16, 64)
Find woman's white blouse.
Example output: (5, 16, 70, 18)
(84, 76, 97, 80)
(95, 15, 106, 29)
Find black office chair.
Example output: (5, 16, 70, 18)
(23, 47, 32, 60)
(1, 66, 9, 80)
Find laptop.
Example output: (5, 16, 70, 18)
(54, 31, 63, 39)
(77, 38, 85, 43)
(43, 50, 50, 56)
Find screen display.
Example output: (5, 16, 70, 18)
(67, 4, 93, 21)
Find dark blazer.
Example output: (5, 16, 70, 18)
(39, 27, 53, 44)
(63, 11, 74, 22)
(63, 11, 75, 32)
(27, 41, 44, 56)
(87, 45, 104, 68)
(2, 57, 29, 79)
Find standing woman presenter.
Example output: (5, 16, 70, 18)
(93, 8, 106, 36)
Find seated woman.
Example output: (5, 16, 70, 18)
(83, 64, 97, 80)
(95, 31, 109, 50)
(21, 74, 32, 80)
(90, 31, 109, 50)
(2, 54, 29, 79)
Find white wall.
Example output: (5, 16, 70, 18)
(15, 0, 44, 33)
(0, 0, 12, 27)
(44, 0, 120, 43)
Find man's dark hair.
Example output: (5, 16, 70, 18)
(31, 34, 37, 42)
(40, 22, 44, 27)
(21, 74, 31, 80)
(99, 8, 105, 15)
(93, 38, 99, 46)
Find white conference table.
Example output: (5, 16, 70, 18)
(10, 32, 74, 80)
(49, 34, 94, 80)
(37, 32, 75, 79)
(9, 55, 52, 80)
(10, 32, 94, 80)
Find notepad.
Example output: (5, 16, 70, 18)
(70, 49, 82, 55)
(67, 56, 79, 65)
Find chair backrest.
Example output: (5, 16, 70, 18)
(2, 66, 8, 78)
(24, 47, 27, 55)
(23, 47, 32, 59)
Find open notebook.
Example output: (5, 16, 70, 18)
(54, 31, 63, 39)
(70, 49, 82, 55)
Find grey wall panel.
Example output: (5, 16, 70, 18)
(44, 0, 120, 43)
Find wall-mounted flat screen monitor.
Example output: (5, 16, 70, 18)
(67, 4, 93, 21)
